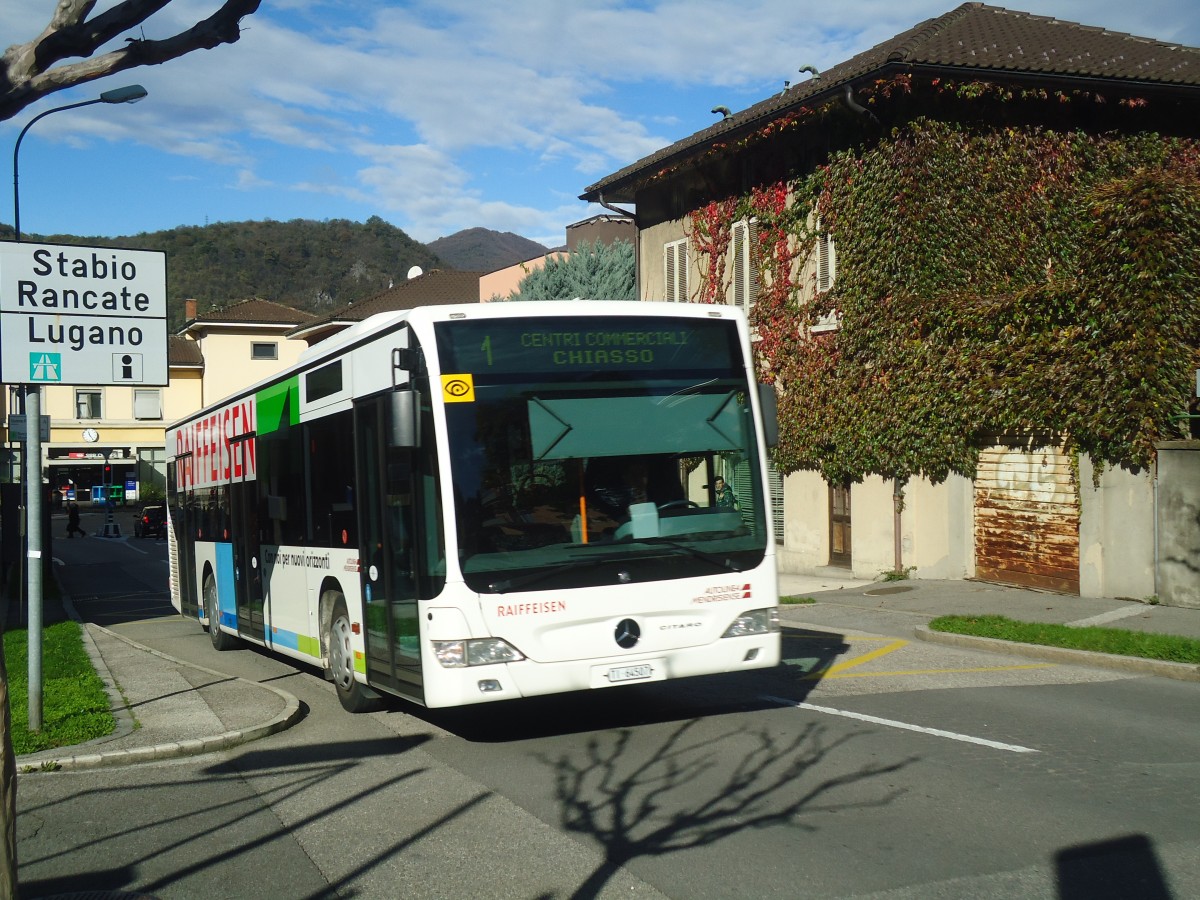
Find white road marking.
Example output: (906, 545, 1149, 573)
(761, 696, 1039, 753)
(1066, 606, 1147, 628)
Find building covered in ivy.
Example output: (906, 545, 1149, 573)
(581, 2, 1200, 603)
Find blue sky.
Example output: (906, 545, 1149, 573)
(2, 1, 1198, 248)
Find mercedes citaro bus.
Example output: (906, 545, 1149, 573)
(166, 301, 781, 711)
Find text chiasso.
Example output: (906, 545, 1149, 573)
(171, 398, 256, 491)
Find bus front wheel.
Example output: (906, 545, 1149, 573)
(327, 594, 383, 713)
(205, 572, 239, 652)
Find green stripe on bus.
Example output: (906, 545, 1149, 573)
(257, 377, 300, 435)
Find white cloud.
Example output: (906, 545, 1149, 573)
(4, 0, 1199, 243)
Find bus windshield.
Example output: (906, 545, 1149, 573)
(436, 314, 769, 593)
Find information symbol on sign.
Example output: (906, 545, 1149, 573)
(112, 353, 144, 382)
(29, 353, 62, 382)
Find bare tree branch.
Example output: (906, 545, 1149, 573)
(0, 0, 261, 121)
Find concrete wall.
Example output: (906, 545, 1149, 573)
(638, 220, 688, 301)
(567, 216, 634, 251)
(1078, 456, 1156, 600)
(775, 471, 973, 581)
(776, 470, 829, 573)
(906, 474, 975, 579)
(1155, 442, 1200, 608)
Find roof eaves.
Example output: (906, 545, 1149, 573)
(581, 2, 1200, 202)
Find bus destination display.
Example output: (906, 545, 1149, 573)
(435, 316, 740, 375)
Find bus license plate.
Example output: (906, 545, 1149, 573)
(608, 663, 653, 683)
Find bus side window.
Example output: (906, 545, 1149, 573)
(308, 410, 356, 548)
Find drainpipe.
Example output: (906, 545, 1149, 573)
(598, 193, 640, 300)
(893, 477, 906, 576)
(842, 84, 879, 126)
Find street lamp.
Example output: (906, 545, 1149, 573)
(9, 82, 146, 732)
(13, 83, 147, 240)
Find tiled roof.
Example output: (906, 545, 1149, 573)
(582, 3, 1200, 201)
(168, 335, 204, 367)
(289, 269, 484, 339)
(190, 297, 318, 326)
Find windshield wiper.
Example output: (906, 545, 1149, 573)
(487, 554, 622, 594)
(626, 537, 742, 573)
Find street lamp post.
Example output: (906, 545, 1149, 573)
(13, 83, 147, 241)
(11, 83, 147, 731)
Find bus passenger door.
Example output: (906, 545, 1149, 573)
(230, 436, 265, 642)
(356, 397, 423, 699)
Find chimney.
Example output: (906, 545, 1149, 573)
(185, 299, 197, 321)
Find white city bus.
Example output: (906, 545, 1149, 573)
(166, 301, 781, 711)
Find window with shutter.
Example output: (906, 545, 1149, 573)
(768, 462, 784, 543)
(731, 220, 760, 313)
(76, 390, 102, 419)
(724, 457, 783, 543)
(134, 389, 162, 420)
(816, 230, 836, 293)
(810, 226, 840, 333)
(664, 238, 688, 302)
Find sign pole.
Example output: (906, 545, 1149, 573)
(24, 385, 42, 732)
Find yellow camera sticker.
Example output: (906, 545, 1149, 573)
(441, 373, 475, 403)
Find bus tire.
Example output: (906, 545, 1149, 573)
(328, 593, 383, 713)
(205, 572, 239, 652)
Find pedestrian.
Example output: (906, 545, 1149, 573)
(66, 500, 87, 538)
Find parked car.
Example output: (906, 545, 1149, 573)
(134, 505, 167, 539)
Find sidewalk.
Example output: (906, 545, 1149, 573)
(16, 596, 303, 772)
(778, 572, 1200, 682)
(15, 572, 1199, 771)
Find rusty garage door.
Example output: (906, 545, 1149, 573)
(974, 446, 1080, 594)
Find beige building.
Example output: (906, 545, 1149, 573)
(2, 335, 202, 505)
(580, 5, 1196, 600)
(177, 298, 316, 406)
(1, 297, 316, 505)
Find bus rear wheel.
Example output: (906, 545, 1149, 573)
(205, 572, 239, 652)
(327, 594, 383, 713)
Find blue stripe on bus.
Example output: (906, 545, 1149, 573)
(215, 543, 237, 631)
(268, 628, 300, 651)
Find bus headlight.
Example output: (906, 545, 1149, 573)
(431, 638, 525, 668)
(721, 608, 781, 638)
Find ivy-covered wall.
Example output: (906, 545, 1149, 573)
(688, 114, 1200, 488)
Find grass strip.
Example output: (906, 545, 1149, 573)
(780, 595, 816, 605)
(928, 615, 1200, 665)
(4, 620, 116, 755)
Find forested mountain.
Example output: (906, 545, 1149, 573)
(0, 218, 547, 329)
(427, 227, 549, 272)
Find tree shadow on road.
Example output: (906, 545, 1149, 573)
(17, 734, 447, 898)
(543, 713, 913, 900)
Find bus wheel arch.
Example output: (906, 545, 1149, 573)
(200, 563, 216, 631)
(322, 587, 383, 713)
(204, 567, 239, 651)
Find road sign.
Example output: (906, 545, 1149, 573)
(0, 241, 168, 386)
(7, 413, 50, 441)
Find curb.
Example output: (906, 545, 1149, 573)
(915, 626, 1200, 683)
(17, 622, 304, 773)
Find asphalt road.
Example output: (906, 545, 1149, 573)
(19, 515, 1200, 899)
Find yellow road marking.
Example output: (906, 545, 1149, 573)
(823, 638, 908, 675)
(784, 633, 1060, 680)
